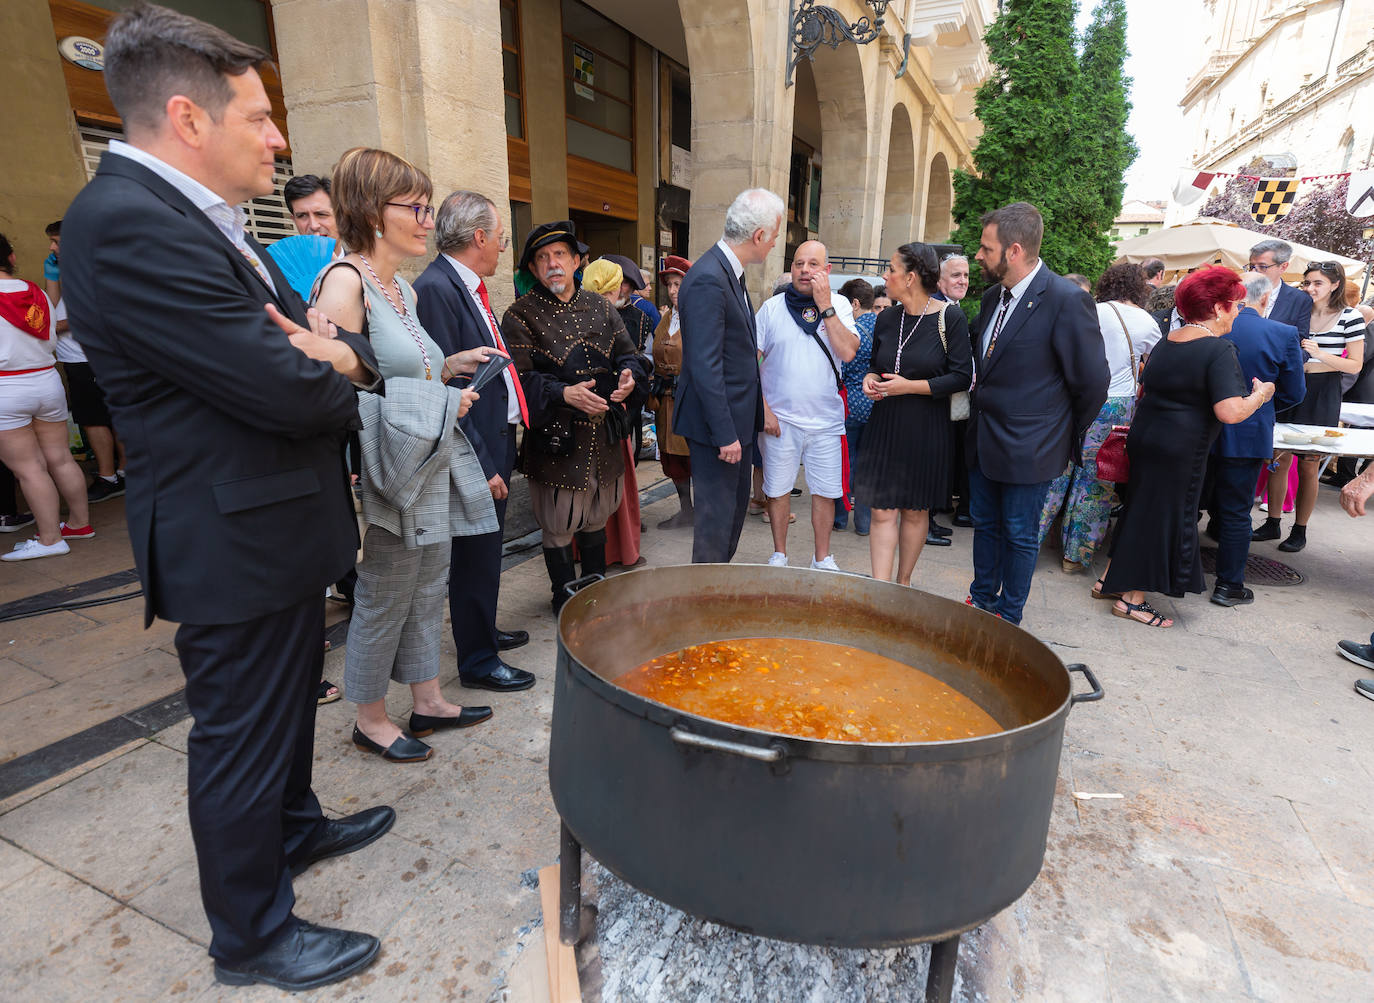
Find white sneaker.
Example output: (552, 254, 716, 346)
(811, 554, 841, 572)
(2, 537, 71, 561)
(767, 551, 788, 567)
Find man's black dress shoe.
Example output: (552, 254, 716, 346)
(496, 629, 529, 651)
(1210, 583, 1254, 607)
(351, 726, 432, 763)
(290, 806, 396, 877)
(214, 920, 379, 990)
(929, 518, 952, 538)
(408, 706, 493, 736)
(924, 532, 952, 548)
(952, 513, 974, 528)
(460, 661, 536, 692)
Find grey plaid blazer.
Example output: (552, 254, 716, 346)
(356, 377, 498, 546)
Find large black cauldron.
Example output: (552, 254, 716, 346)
(548, 565, 1100, 1000)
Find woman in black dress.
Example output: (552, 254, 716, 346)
(1098, 267, 1273, 627)
(854, 242, 973, 584)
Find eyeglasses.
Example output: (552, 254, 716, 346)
(1309, 261, 1343, 275)
(481, 229, 511, 251)
(385, 202, 435, 224)
(1246, 261, 1282, 272)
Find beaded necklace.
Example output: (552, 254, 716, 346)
(893, 296, 931, 373)
(358, 254, 432, 380)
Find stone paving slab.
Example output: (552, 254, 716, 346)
(0, 470, 1372, 1001)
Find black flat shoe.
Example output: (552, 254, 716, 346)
(496, 629, 529, 651)
(1251, 520, 1281, 542)
(924, 532, 952, 548)
(351, 726, 432, 763)
(1210, 583, 1254, 607)
(214, 920, 379, 990)
(460, 661, 536, 692)
(290, 806, 396, 877)
(1276, 532, 1306, 553)
(929, 518, 952, 538)
(408, 706, 493, 736)
(952, 513, 974, 528)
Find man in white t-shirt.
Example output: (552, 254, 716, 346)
(756, 240, 859, 570)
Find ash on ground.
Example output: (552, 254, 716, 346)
(579, 859, 986, 1003)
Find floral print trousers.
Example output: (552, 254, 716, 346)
(1037, 395, 1136, 569)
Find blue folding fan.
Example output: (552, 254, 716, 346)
(265, 234, 337, 301)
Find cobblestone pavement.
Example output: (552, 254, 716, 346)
(1, 463, 1371, 1001)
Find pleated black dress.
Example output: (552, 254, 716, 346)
(1102, 335, 1247, 596)
(854, 304, 974, 511)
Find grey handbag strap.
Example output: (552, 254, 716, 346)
(1106, 302, 1138, 391)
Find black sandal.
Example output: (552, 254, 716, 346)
(1090, 577, 1120, 601)
(1111, 598, 1173, 628)
(317, 680, 341, 704)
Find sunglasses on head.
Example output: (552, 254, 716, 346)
(1306, 261, 1343, 276)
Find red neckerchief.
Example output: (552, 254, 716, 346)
(0, 281, 51, 340)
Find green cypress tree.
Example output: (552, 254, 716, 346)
(951, 0, 1137, 295)
(1067, 0, 1137, 280)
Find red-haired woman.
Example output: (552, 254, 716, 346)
(1096, 267, 1274, 627)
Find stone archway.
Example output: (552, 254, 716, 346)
(879, 103, 917, 253)
(923, 151, 952, 243)
(807, 40, 871, 257)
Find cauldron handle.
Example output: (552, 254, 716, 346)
(565, 573, 604, 597)
(925, 934, 960, 1003)
(1066, 664, 1104, 705)
(670, 726, 784, 763)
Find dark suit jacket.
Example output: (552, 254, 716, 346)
(673, 244, 763, 448)
(61, 153, 379, 626)
(1217, 307, 1306, 459)
(413, 255, 513, 481)
(1269, 280, 1312, 341)
(968, 264, 1109, 484)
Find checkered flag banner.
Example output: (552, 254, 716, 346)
(1250, 177, 1300, 226)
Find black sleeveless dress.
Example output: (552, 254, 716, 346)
(1102, 335, 1246, 596)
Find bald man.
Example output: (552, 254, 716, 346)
(755, 240, 859, 570)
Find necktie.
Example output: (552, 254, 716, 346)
(204, 202, 275, 292)
(983, 287, 1015, 361)
(476, 279, 530, 427)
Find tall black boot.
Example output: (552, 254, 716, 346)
(657, 480, 694, 530)
(575, 528, 607, 579)
(543, 544, 577, 615)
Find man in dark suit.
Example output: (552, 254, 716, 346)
(675, 188, 785, 563)
(414, 190, 535, 693)
(1248, 239, 1312, 341)
(60, 5, 391, 990)
(1206, 273, 1306, 606)
(967, 202, 1109, 625)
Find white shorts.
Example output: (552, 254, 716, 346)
(0, 368, 68, 431)
(760, 420, 843, 499)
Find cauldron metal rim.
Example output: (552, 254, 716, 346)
(557, 565, 1083, 766)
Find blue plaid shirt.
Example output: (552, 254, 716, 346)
(840, 311, 876, 424)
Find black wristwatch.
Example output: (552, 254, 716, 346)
(819, 307, 836, 319)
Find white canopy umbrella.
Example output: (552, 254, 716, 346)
(1114, 218, 1366, 283)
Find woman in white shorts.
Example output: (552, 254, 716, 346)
(0, 234, 91, 561)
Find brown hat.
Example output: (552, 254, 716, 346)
(659, 254, 692, 278)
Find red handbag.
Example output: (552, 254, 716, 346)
(1095, 426, 1130, 483)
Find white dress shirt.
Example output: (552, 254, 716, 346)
(716, 239, 745, 280)
(107, 140, 276, 294)
(444, 254, 522, 425)
(980, 259, 1043, 357)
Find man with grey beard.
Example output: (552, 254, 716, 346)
(502, 221, 650, 612)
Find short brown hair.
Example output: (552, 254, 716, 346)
(331, 147, 433, 254)
(981, 202, 1043, 259)
(839, 278, 875, 309)
(1095, 262, 1150, 306)
(104, 3, 268, 134)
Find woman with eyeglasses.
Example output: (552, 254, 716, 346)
(1253, 261, 1366, 553)
(312, 147, 502, 762)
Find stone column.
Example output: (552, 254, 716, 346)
(6, 0, 88, 275)
(271, 0, 515, 302)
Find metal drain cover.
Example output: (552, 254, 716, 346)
(1199, 547, 1305, 586)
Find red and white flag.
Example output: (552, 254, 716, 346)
(1172, 170, 1216, 206)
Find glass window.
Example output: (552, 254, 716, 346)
(562, 0, 633, 171)
(83, 0, 272, 52)
(566, 119, 632, 172)
(502, 0, 524, 140)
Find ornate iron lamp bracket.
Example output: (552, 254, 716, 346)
(787, 0, 888, 86)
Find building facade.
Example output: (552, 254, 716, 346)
(7, 0, 994, 306)
(1110, 199, 1165, 248)
(1179, 0, 1374, 220)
